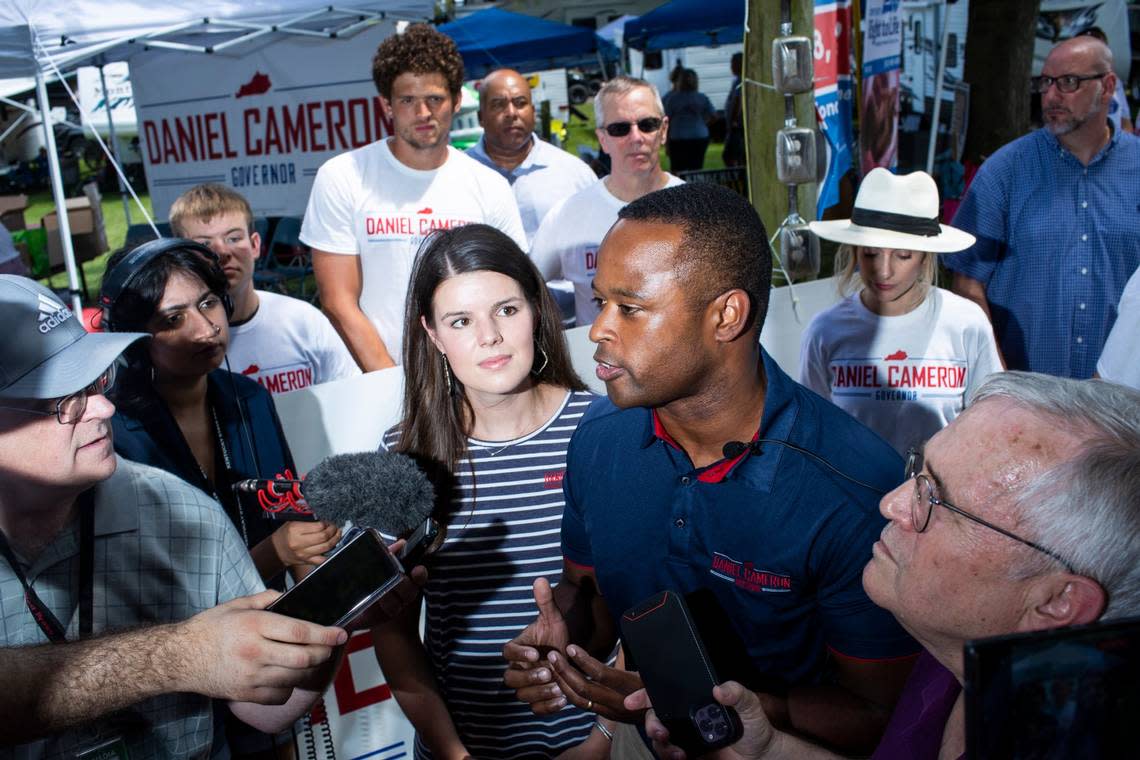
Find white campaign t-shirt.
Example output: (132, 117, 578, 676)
(1097, 266, 1140, 390)
(300, 140, 526, 361)
(226, 291, 361, 395)
(529, 174, 683, 325)
(799, 287, 1003, 454)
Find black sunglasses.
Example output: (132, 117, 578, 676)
(601, 117, 663, 137)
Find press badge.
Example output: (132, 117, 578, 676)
(75, 736, 130, 760)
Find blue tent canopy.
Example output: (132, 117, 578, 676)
(623, 0, 744, 52)
(439, 8, 618, 80)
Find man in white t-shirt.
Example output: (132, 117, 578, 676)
(170, 184, 360, 394)
(529, 76, 683, 326)
(466, 68, 597, 246)
(300, 24, 526, 370)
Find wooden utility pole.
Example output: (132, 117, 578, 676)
(744, 0, 817, 235)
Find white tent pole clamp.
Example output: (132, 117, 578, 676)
(34, 69, 83, 314)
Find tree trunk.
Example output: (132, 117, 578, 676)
(962, 0, 1042, 163)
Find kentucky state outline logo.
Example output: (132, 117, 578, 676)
(710, 552, 792, 593)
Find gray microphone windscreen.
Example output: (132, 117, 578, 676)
(302, 451, 435, 536)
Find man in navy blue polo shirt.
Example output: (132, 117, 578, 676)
(503, 183, 919, 753)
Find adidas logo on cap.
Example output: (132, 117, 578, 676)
(37, 293, 74, 334)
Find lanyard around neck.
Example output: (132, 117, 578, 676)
(0, 489, 96, 642)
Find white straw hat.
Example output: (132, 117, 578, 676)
(809, 168, 976, 253)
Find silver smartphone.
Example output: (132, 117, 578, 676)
(266, 528, 403, 628)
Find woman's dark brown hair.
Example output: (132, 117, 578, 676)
(397, 224, 585, 473)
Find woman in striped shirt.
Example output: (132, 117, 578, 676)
(373, 224, 609, 759)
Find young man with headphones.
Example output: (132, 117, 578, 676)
(504, 185, 919, 754)
(169, 184, 360, 396)
(0, 273, 347, 757)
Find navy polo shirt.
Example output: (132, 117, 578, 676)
(562, 349, 919, 687)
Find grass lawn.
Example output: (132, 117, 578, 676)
(25, 190, 154, 303)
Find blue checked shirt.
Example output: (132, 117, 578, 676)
(0, 458, 264, 759)
(944, 127, 1140, 378)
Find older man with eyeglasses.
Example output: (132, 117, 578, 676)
(944, 35, 1140, 380)
(529, 75, 684, 326)
(0, 275, 348, 755)
(632, 371, 1140, 760)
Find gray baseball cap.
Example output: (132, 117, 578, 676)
(0, 275, 147, 400)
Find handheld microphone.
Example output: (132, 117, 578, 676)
(234, 478, 305, 493)
(302, 451, 438, 538)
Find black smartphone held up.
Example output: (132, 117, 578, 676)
(620, 590, 743, 753)
(397, 517, 441, 569)
(267, 528, 402, 628)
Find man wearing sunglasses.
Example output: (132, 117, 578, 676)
(0, 275, 347, 756)
(633, 371, 1140, 760)
(530, 75, 683, 326)
(944, 35, 1140, 379)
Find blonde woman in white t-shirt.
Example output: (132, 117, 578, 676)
(799, 168, 1003, 454)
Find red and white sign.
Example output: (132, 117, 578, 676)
(130, 23, 399, 219)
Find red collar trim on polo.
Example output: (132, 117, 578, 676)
(651, 410, 759, 484)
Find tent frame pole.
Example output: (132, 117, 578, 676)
(35, 70, 83, 314)
(97, 63, 131, 227)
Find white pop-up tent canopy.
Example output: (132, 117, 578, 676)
(0, 0, 430, 311)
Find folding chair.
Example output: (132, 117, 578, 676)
(266, 217, 314, 299)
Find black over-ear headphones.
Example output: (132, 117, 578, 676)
(100, 237, 234, 332)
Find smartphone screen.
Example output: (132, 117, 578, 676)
(268, 529, 401, 627)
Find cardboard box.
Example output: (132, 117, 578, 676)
(41, 188, 108, 271)
(0, 194, 28, 231)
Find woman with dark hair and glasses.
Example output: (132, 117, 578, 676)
(101, 242, 340, 585)
(371, 225, 610, 758)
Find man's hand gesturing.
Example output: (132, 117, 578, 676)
(502, 578, 571, 714)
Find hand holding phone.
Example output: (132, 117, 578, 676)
(266, 528, 403, 629)
(396, 517, 441, 569)
(620, 590, 743, 753)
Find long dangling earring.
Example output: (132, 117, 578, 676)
(533, 342, 549, 377)
(441, 353, 454, 395)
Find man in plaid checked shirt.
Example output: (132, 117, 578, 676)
(0, 275, 348, 758)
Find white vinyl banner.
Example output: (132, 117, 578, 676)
(130, 22, 398, 219)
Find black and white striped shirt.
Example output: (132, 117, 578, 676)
(383, 390, 597, 759)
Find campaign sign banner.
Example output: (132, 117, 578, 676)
(131, 23, 398, 219)
(813, 0, 855, 217)
(860, 0, 902, 174)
